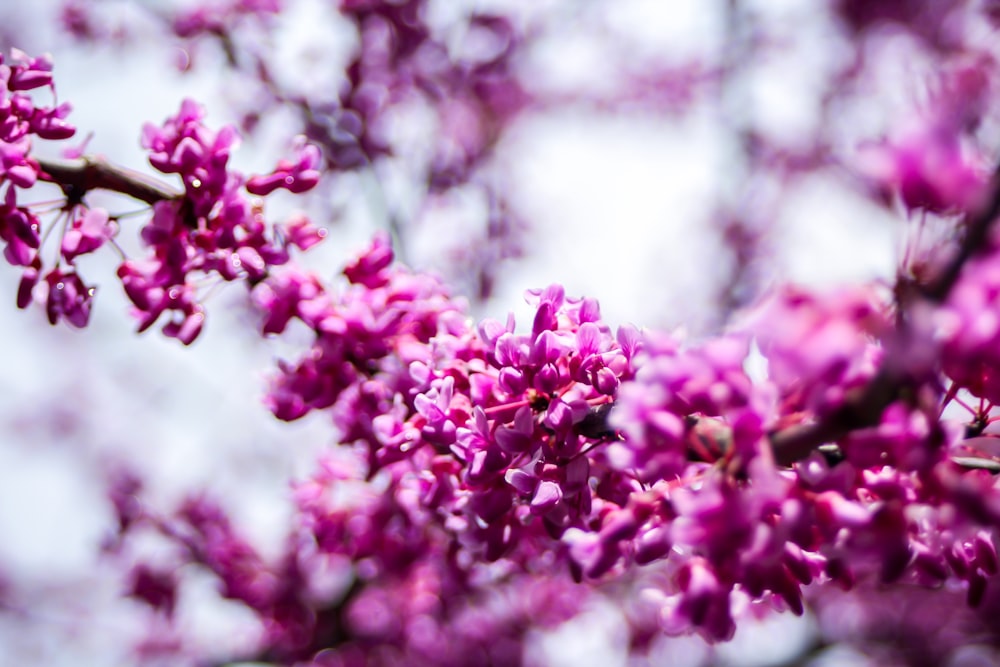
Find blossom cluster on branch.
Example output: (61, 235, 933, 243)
(10, 1, 1000, 665)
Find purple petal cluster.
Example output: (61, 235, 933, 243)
(176, 497, 317, 652)
(859, 119, 989, 215)
(141, 98, 241, 216)
(634, 460, 819, 642)
(5, 194, 109, 327)
(0, 50, 98, 324)
(114, 493, 318, 658)
(264, 254, 650, 581)
(0, 187, 40, 271)
(60, 206, 112, 261)
(939, 244, 1000, 402)
(122, 99, 323, 343)
(748, 285, 888, 416)
(287, 450, 586, 665)
(41, 266, 94, 328)
(603, 282, 1000, 640)
(246, 139, 321, 195)
(440, 287, 641, 563)
(260, 232, 467, 428)
(0, 49, 74, 186)
(610, 333, 759, 482)
(104, 245, 1000, 654)
(0, 63, 324, 340)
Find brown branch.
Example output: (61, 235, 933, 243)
(769, 365, 903, 466)
(28, 154, 1000, 470)
(770, 166, 1000, 466)
(36, 156, 180, 206)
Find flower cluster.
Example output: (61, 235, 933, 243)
(0, 49, 98, 326)
(939, 241, 1000, 403)
(287, 448, 589, 666)
(128, 231, 1000, 649)
(134, 240, 1000, 652)
(258, 232, 466, 428)
(118, 99, 324, 343)
(747, 286, 888, 417)
(610, 333, 759, 482)
(106, 480, 319, 660)
(859, 117, 990, 215)
(597, 278, 1000, 642)
(443, 285, 642, 564)
(0, 49, 74, 185)
(607, 335, 810, 641)
(256, 239, 657, 637)
(16, 10, 1000, 664)
(0, 55, 325, 342)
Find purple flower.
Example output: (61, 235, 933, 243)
(343, 231, 394, 288)
(251, 267, 325, 335)
(280, 214, 327, 251)
(610, 332, 760, 481)
(142, 99, 239, 215)
(29, 101, 75, 140)
(659, 559, 736, 642)
(16, 266, 38, 309)
(938, 246, 1000, 402)
(747, 285, 887, 416)
(42, 267, 94, 328)
(0, 188, 40, 266)
(6, 49, 54, 91)
(61, 206, 113, 261)
(0, 136, 37, 188)
(246, 139, 322, 195)
(859, 122, 988, 214)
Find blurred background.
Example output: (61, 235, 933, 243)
(0, 0, 976, 664)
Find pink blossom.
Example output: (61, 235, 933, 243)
(859, 121, 989, 214)
(246, 140, 322, 196)
(61, 206, 112, 261)
(42, 267, 94, 328)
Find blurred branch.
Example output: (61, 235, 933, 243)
(769, 366, 901, 466)
(770, 165, 1000, 466)
(712, 0, 767, 326)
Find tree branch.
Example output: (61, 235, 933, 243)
(36, 156, 180, 205)
(770, 167, 1000, 466)
(769, 365, 902, 466)
(31, 152, 1000, 469)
